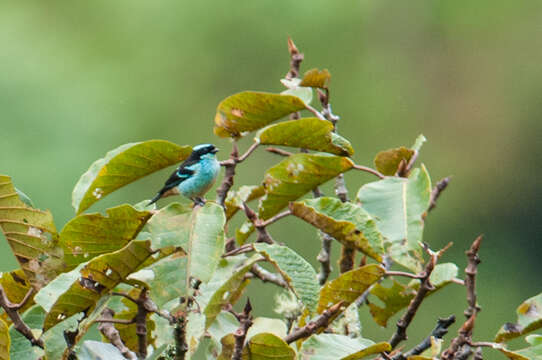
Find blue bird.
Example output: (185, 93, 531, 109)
(149, 144, 220, 206)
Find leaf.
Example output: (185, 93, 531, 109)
(256, 118, 354, 156)
(253, 243, 319, 313)
(357, 165, 432, 272)
(207, 311, 239, 356)
(42, 313, 83, 360)
(0, 270, 33, 323)
(247, 333, 295, 360)
(72, 140, 191, 214)
(299, 333, 389, 360)
(281, 87, 313, 106)
(411, 134, 427, 152)
(14, 188, 34, 208)
(299, 68, 331, 89)
(187, 202, 226, 284)
(246, 318, 288, 339)
(217, 334, 248, 360)
(368, 263, 458, 327)
(0, 175, 63, 290)
(318, 264, 385, 313)
(41, 240, 155, 331)
(374, 147, 414, 176)
(146, 202, 192, 250)
(78, 340, 127, 360)
(479, 342, 541, 360)
(214, 91, 306, 138)
(259, 153, 354, 220)
(225, 186, 265, 220)
(59, 205, 151, 269)
(9, 305, 45, 360)
(235, 221, 255, 245)
(496, 293, 542, 342)
(290, 197, 384, 261)
(0, 319, 9, 360)
(201, 254, 262, 328)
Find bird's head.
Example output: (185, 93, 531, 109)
(191, 143, 219, 160)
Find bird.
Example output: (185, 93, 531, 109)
(149, 143, 220, 206)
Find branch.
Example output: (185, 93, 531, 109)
(222, 243, 254, 258)
(352, 164, 386, 179)
(249, 264, 288, 288)
(388, 245, 445, 349)
(316, 232, 333, 285)
(242, 203, 274, 244)
(428, 177, 451, 212)
(392, 315, 456, 360)
(304, 104, 327, 120)
(232, 299, 253, 360)
(385, 270, 425, 280)
(255, 210, 291, 228)
(464, 235, 482, 318)
(266, 147, 293, 157)
(175, 314, 188, 360)
(285, 37, 304, 80)
(0, 285, 43, 348)
(97, 308, 137, 360)
(284, 301, 344, 344)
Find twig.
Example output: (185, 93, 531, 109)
(97, 308, 137, 360)
(232, 299, 253, 360)
(242, 203, 274, 244)
(392, 315, 456, 360)
(464, 235, 483, 318)
(441, 314, 476, 360)
(428, 177, 451, 212)
(385, 270, 425, 280)
(388, 244, 446, 349)
(304, 104, 327, 120)
(285, 37, 304, 80)
(266, 147, 293, 157)
(248, 264, 288, 288)
(317, 232, 333, 285)
(284, 301, 344, 344)
(0, 285, 43, 348)
(352, 164, 386, 179)
(255, 210, 291, 228)
(223, 243, 255, 258)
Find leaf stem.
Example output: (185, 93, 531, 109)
(352, 164, 386, 179)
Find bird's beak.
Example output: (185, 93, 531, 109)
(212, 148, 219, 154)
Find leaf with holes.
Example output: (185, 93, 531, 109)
(299, 68, 331, 89)
(39, 240, 154, 331)
(72, 140, 191, 214)
(256, 118, 353, 156)
(290, 197, 384, 261)
(496, 293, 542, 342)
(60, 205, 151, 269)
(318, 264, 385, 313)
(259, 153, 353, 220)
(357, 165, 432, 272)
(0, 175, 63, 290)
(214, 91, 306, 138)
(254, 243, 319, 313)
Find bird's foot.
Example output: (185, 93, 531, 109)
(193, 197, 206, 207)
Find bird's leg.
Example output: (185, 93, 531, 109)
(193, 197, 206, 206)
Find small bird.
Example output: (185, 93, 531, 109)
(149, 144, 220, 206)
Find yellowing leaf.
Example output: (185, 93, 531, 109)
(259, 154, 354, 220)
(496, 292, 542, 342)
(299, 68, 331, 89)
(374, 146, 414, 176)
(290, 197, 384, 261)
(214, 91, 306, 138)
(256, 118, 353, 156)
(248, 333, 295, 360)
(0, 175, 63, 290)
(0, 319, 9, 360)
(72, 140, 191, 214)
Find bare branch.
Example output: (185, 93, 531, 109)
(428, 177, 451, 212)
(352, 163, 386, 179)
(266, 147, 293, 157)
(385, 270, 425, 280)
(248, 264, 288, 288)
(465, 235, 483, 318)
(216, 143, 239, 207)
(304, 104, 327, 120)
(255, 210, 291, 228)
(284, 301, 344, 344)
(97, 308, 137, 360)
(222, 243, 255, 258)
(285, 37, 304, 80)
(232, 299, 253, 360)
(317, 232, 333, 285)
(242, 202, 274, 244)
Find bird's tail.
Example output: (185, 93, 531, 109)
(148, 192, 162, 206)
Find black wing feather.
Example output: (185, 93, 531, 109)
(148, 155, 198, 204)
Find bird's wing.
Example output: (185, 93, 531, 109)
(148, 156, 200, 205)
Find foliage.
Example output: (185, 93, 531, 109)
(0, 39, 536, 360)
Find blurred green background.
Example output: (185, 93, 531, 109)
(1, 0, 541, 357)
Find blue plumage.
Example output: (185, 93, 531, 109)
(149, 144, 220, 205)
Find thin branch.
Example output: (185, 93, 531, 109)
(428, 177, 451, 212)
(284, 301, 344, 344)
(317, 232, 333, 285)
(97, 308, 137, 360)
(94, 318, 135, 325)
(304, 104, 327, 120)
(0, 285, 43, 349)
(352, 164, 386, 179)
(249, 264, 288, 288)
(222, 243, 254, 258)
(465, 235, 483, 318)
(216, 143, 239, 207)
(255, 210, 291, 228)
(266, 147, 293, 157)
(238, 141, 260, 162)
(388, 244, 445, 349)
(285, 37, 304, 80)
(242, 203, 274, 244)
(232, 299, 253, 360)
(385, 270, 425, 280)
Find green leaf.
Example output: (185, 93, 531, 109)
(42, 313, 83, 360)
(254, 243, 319, 313)
(374, 147, 414, 176)
(187, 202, 226, 284)
(207, 311, 239, 356)
(72, 140, 191, 214)
(214, 91, 306, 138)
(9, 305, 45, 360)
(318, 264, 385, 313)
(247, 333, 295, 360)
(235, 221, 255, 245)
(0, 319, 9, 360)
(496, 293, 542, 342)
(186, 311, 206, 356)
(300, 333, 390, 360)
(41, 240, 155, 331)
(146, 202, 192, 250)
(14, 188, 34, 208)
(59, 205, 151, 269)
(481, 342, 541, 360)
(256, 118, 354, 156)
(357, 165, 432, 272)
(0, 175, 63, 290)
(299, 68, 331, 89)
(259, 153, 354, 220)
(78, 340, 127, 360)
(411, 134, 427, 152)
(246, 318, 287, 340)
(217, 334, 248, 360)
(201, 254, 262, 328)
(225, 186, 265, 220)
(368, 263, 458, 327)
(281, 87, 313, 106)
(290, 197, 384, 261)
